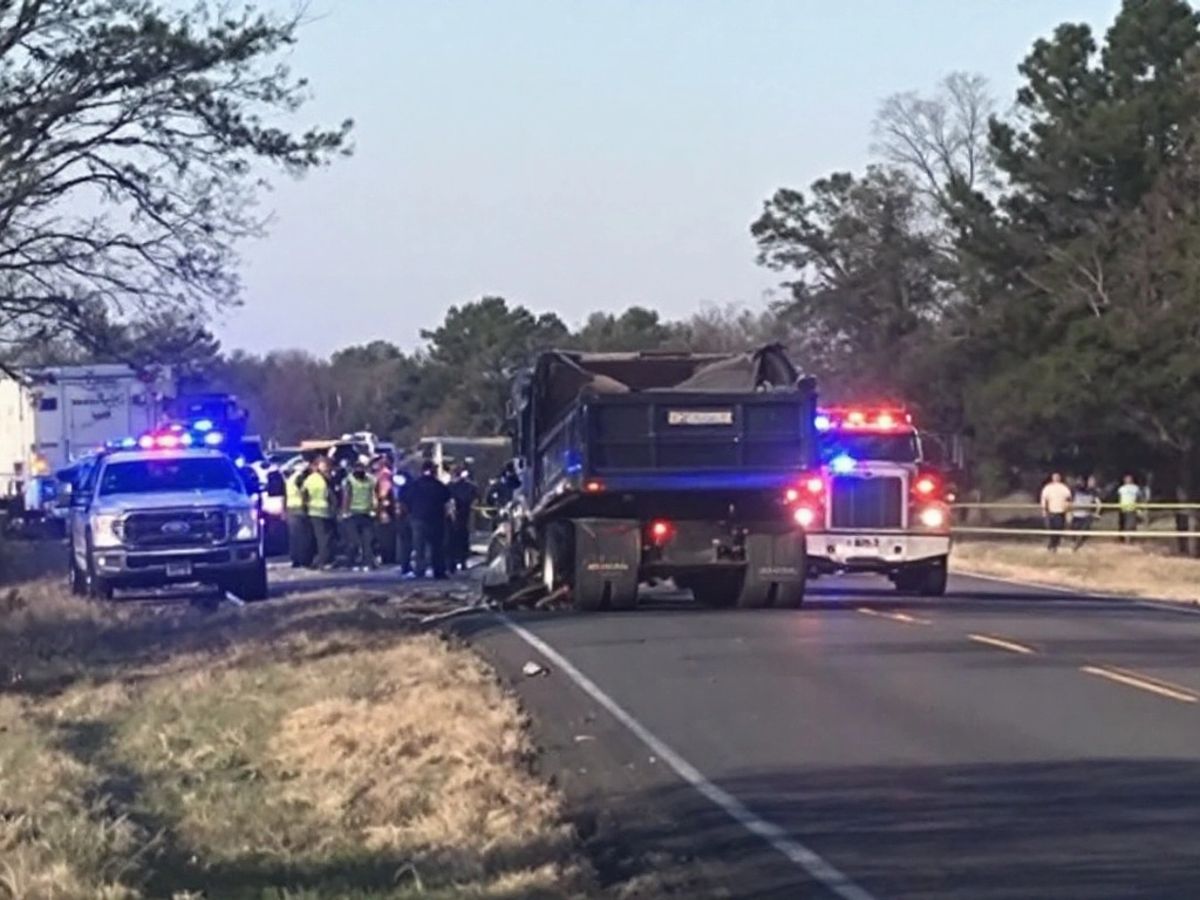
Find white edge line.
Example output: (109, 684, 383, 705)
(223, 591, 246, 607)
(497, 612, 876, 900)
(954, 569, 1200, 617)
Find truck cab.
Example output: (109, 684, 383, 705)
(65, 447, 268, 601)
(806, 407, 950, 595)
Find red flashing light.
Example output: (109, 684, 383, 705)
(157, 434, 179, 449)
(805, 476, 824, 495)
(785, 487, 800, 503)
(818, 407, 914, 432)
(793, 505, 817, 528)
(915, 476, 937, 496)
(648, 519, 674, 543)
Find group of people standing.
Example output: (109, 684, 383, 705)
(1039, 472, 1146, 551)
(284, 454, 478, 579)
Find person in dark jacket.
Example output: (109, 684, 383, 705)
(446, 467, 478, 573)
(403, 461, 451, 579)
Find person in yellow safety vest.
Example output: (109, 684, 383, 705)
(342, 457, 377, 571)
(286, 459, 314, 568)
(303, 455, 336, 569)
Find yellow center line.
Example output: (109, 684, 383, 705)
(967, 633, 1037, 655)
(855, 608, 932, 626)
(1080, 665, 1199, 703)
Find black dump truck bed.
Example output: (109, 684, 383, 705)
(512, 345, 818, 515)
(488, 345, 820, 611)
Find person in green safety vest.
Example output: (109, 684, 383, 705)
(303, 455, 336, 569)
(286, 458, 314, 568)
(342, 457, 377, 571)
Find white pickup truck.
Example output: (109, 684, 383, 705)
(804, 407, 951, 596)
(66, 447, 267, 601)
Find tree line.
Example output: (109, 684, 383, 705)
(5, 0, 1200, 500)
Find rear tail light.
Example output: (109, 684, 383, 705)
(584, 479, 604, 493)
(914, 475, 937, 497)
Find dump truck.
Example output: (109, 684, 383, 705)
(483, 346, 820, 611)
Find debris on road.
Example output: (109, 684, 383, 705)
(523, 660, 549, 678)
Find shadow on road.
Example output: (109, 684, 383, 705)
(583, 760, 1200, 899)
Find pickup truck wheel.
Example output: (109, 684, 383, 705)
(84, 534, 113, 601)
(70, 559, 87, 596)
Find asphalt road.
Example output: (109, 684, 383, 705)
(461, 574, 1200, 899)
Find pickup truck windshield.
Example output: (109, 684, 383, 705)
(820, 432, 921, 464)
(99, 458, 245, 496)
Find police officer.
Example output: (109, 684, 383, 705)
(404, 460, 451, 579)
(303, 455, 336, 569)
(286, 458, 314, 568)
(342, 457, 376, 571)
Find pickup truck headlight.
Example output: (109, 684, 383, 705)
(230, 509, 259, 541)
(90, 514, 123, 548)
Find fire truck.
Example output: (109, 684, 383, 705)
(802, 407, 950, 595)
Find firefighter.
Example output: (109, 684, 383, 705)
(303, 455, 336, 569)
(286, 458, 314, 568)
(342, 457, 377, 571)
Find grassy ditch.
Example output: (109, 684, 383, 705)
(0, 580, 592, 899)
(952, 540, 1200, 605)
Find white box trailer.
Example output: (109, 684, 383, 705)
(0, 365, 174, 498)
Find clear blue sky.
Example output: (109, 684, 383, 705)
(224, 0, 1123, 356)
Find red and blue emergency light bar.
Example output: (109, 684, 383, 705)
(108, 422, 227, 452)
(814, 407, 913, 432)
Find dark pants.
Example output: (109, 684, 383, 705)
(1119, 510, 1138, 543)
(375, 517, 397, 565)
(397, 517, 413, 573)
(288, 515, 313, 568)
(346, 514, 374, 567)
(412, 518, 446, 578)
(1046, 513, 1066, 551)
(447, 523, 470, 571)
(1070, 516, 1093, 550)
(311, 516, 335, 568)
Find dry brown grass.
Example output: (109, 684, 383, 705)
(952, 540, 1200, 605)
(0, 577, 592, 899)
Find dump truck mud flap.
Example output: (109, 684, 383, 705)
(739, 528, 807, 609)
(573, 518, 640, 611)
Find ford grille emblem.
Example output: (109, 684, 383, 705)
(161, 521, 190, 535)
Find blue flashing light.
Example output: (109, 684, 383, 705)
(814, 414, 833, 432)
(564, 449, 583, 475)
(830, 453, 856, 474)
(180, 433, 194, 447)
(203, 432, 224, 447)
(120, 437, 138, 450)
(193, 418, 214, 433)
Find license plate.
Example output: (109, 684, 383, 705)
(667, 409, 733, 426)
(166, 562, 193, 578)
